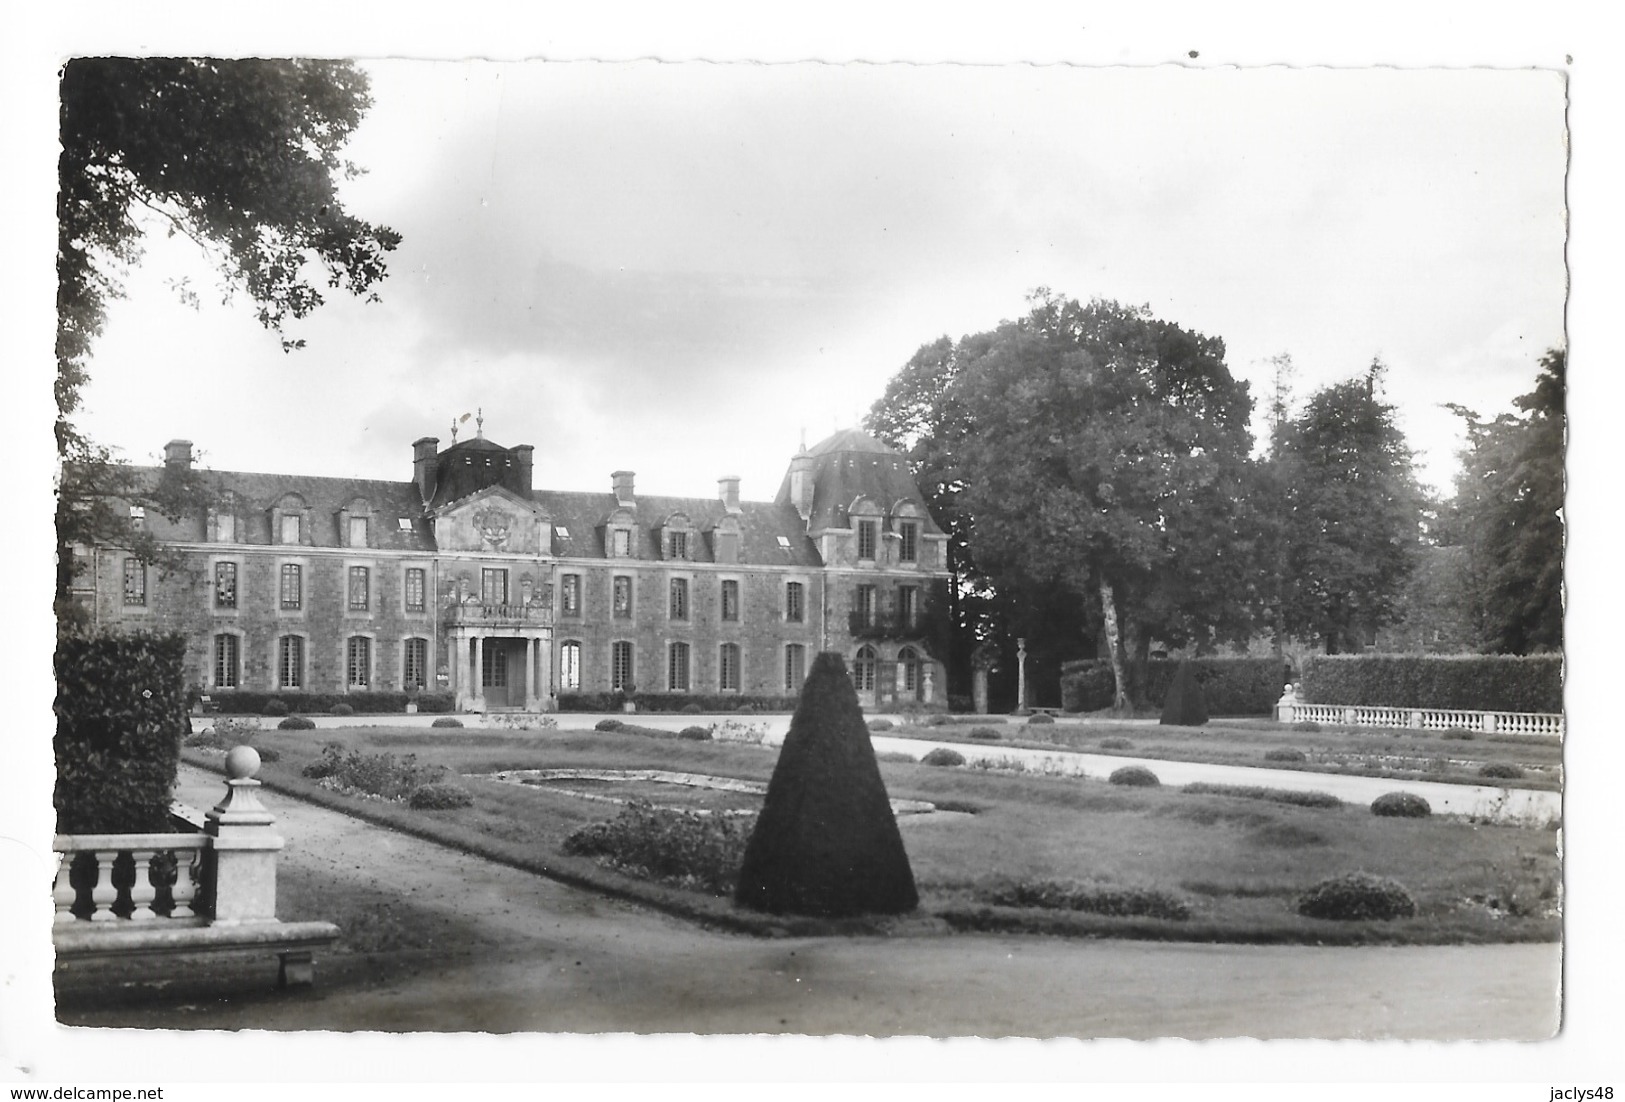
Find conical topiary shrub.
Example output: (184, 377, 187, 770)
(1159, 661, 1209, 727)
(734, 651, 919, 917)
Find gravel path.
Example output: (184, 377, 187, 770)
(63, 764, 1562, 1040)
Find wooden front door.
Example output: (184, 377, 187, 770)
(481, 640, 510, 708)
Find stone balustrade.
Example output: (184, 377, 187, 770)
(1275, 685, 1563, 738)
(52, 746, 339, 988)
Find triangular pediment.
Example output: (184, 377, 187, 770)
(434, 485, 550, 555)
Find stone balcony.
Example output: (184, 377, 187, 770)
(443, 600, 554, 630)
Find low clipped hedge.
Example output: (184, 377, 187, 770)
(408, 782, 475, 810)
(1060, 657, 1285, 716)
(1183, 783, 1341, 809)
(1297, 873, 1417, 921)
(1371, 791, 1431, 818)
(1478, 762, 1525, 780)
(986, 879, 1191, 921)
(556, 691, 799, 713)
(1264, 748, 1307, 763)
(1109, 765, 1160, 787)
(1300, 654, 1562, 714)
(206, 690, 455, 715)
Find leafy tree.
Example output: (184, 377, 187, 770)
(1444, 350, 1565, 653)
(1269, 362, 1425, 653)
(872, 292, 1260, 711)
(56, 58, 400, 620)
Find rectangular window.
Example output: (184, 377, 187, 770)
(481, 568, 508, 607)
(214, 562, 238, 609)
(719, 643, 740, 691)
(560, 641, 582, 691)
(612, 528, 631, 556)
(898, 585, 918, 628)
(123, 558, 146, 606)
(278, 636, 304, 689)
(668, 641, 690, 691)
(348, 566, 370, 611)
(784, 644, 806, 692)
(403, 637, 427, 690)
(346, 636, 371, 688)
(899, 521, 918, 562)
(721, 579, 740, 622)
(612, 641, 634, 691)
(785, 581, 804, 623)
(561, 574, 581, 616)
(857, 519, 878, 560)
(613, 576, 632, 618)
(670, 577, 689, 621)
(280, 514, 300, 544)
(349, 516, 368, 548)
(669, 531, 688, 560)
(280, 563, 303, 610)
(214, 634, 239, 688)
(129, 505, 146, 530)
(405, 567, 426, 613)
(855, 584, 876, 627)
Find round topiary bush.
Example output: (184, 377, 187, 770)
(1109, 765, 1160, 787)
(331, 702, 355, 717)
(927, 714, 952, 727)
(1264, 748, 1306, 763)
(1292, 720, 1321, 733)
(678, 725, 713, 740)
(1441, 727, 1476, 741)
(1371, 791, 1431, 818)
(735, 705, 757, 715)
(968, 726, 1001, 740)
(680, 703, 703, 715)
(1027, 713, 1055, 725)
(277, 715, 316, 731)
(1296, 872, 1417, 921)
(594, 718, 623, 732)
(408, 782, 475, 810)
(1478, 762, 1525, 780)
(252, 745, 282, 763)
(262, 699, 290, 717)
(866, 718, 894, 731)
(431, 716, 465, 729)
(921, 747, 967, 767)
(1099, 737, 1133, 750)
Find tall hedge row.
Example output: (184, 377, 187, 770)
(1300, 654, 1563, 713)
(1060, 657, 1286, 716)
(557, 691, 801, 713)
(55, 632, 189, 834)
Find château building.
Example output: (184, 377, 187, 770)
(71, 425, 952, 712)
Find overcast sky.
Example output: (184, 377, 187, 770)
(73, 61, 1567, 502)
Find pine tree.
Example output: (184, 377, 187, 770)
(735, 652, 918, 917)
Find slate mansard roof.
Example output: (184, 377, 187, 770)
(774, 428, 929, 533)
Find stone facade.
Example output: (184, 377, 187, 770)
(76, 428, 951, 712)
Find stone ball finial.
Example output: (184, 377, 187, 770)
(225, 745, 262, 780)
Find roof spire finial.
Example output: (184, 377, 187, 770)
(799, 424, 807, 453)
(476, 408, 484, 439)
(450, 416, 459, 444)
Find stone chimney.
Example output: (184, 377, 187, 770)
(512, 445, 534, 496)
(718, 475, 741, 514)
(612, 470, 636, 508)
(163, 439, 194, 470)
(412, 437, 439, 505)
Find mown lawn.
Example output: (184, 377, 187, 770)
(884, 715, 1564, 791)
(186, 720, 1562, 946)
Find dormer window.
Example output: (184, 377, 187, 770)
(857, 519, 878, 561)
(349, 516, 369, 548)
(280, 514, 300, 544)
(669, 530, 688, 560)
(129, 506, 145, 531)
(899, 520, 919, 563)
(612, 528, 632, 557)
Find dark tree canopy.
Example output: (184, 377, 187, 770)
(870, 292, 1261, 710)
(1444, 350, 1565, 653)
(1268, 363, 1425, 654)
(735, 652, 918, 917)
(56, 58, 400, 621)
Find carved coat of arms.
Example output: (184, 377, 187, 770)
(474, 506, 511, 550)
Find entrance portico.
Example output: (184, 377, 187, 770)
(446, 602, 554, 712)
